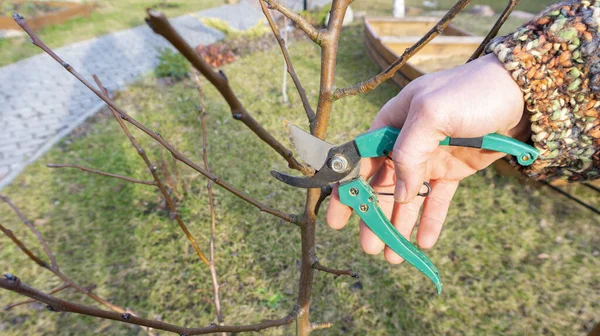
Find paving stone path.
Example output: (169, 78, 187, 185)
(0, 0, 329, 189)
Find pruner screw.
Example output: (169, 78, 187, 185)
(359, 204, 368, 212)
(330, 155, 348, 173)
(349, 188, 359, 196)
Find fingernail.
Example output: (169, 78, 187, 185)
(394, 180, 407, 203)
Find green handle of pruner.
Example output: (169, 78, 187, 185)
(354, 126, 539, 166)
(338, 177, 443, 294)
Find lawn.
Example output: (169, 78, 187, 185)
(0, 17, 598, 335)
(0, 0, 225, 66)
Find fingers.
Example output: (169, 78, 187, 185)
(383, 196, 426, 264)
(392, 97, 448, 204)
(416, 180, 459, 249)
(326, 185, 352, 230)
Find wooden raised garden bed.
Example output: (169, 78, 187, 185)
(0, 1, 94, 31)
(364, 17, 482, 88)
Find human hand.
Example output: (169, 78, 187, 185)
(326, 54, 530, 263)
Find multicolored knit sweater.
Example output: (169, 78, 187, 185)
(486, 0, 600, 182)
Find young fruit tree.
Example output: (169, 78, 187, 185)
(1, 0, 524, 335)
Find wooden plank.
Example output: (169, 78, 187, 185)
(366, 16, 472, 37)
(380, 36, 483, 44)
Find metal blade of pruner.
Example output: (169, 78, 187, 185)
(271, 125, 361, 188)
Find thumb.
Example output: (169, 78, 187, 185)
(392, 98, 448, 203)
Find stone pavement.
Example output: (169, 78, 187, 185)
(0, 0, 329, 190)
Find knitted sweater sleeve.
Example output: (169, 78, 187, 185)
(486, 0, 599, 182)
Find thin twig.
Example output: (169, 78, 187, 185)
(262, 0, 323, 45)
(194, 73, 225, 331)
(312, 262, 358, 278)
(93, 75, 209, 266)
(259, 0, 316, 125)
(47, 164, 156, 186)
(0, 194, 57, 270)
(0, 223, 49, 269)
(468, 0, 521, 62)
(0, 276, 299, 335)
(332, 0, 472, 100)
(4, 283, 70, 310)
(144, 10, 312, 176)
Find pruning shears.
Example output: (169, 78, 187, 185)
(271, 125, 540, 294)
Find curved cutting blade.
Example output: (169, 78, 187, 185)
(271, 169, 348, 189)
(271, 141, 362, 188)
(288, 124, 334, 168)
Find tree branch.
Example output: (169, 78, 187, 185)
(93, 75, 209, 266)
(194, 73, 225, 331)
(0, 223, 49, 269)
(312, 0, 352, 137)
(144, 10, 312, 176)
(467, 0, 520, 62)
(262, 0, 323, 45)
(259, 0, 316, 126)
(0, 275, 299, 335)
(0, 194, 57, 270)
(11, 14, 299, 227)
(0, 208, 141, 317)
(4, 283, 70, 310)
(332, 0, 472, 100)
(46, 164, 156, 186)
(312, 261, 358, 278)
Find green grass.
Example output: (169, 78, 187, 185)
(1, 24, 599, 335)
(0, 0, 224, 66)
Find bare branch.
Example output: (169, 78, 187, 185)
(332, 0, 473, 100)
(0, 275, 299, 335)
(144, 10, 312, 176)
(4, 283, 70, 310)
(259, 0, 316, 125)
(262, 0, 323, 45)
(312, 0, 352, 137)
(0, 194, 57, 269)
(47, 164, 156, 186)
(93, 75, 209, 266)
(0, 223, 49, 269)
(0, 220, 134, 315)
(468, 0, 521, 62)
(194, 73, 225, 330)
(312, 261, 358, 278)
